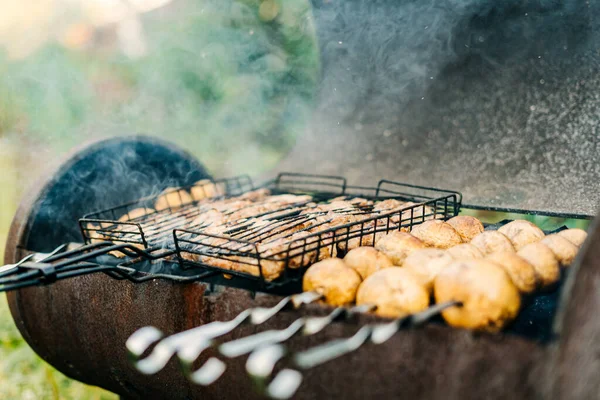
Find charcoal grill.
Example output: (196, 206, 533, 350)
(3, 0, 600, 399)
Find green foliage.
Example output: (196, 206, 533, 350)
(0, 0, 319, 396)
(0, 0, 319, 176)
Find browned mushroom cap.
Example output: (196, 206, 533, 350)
(434, 260, 521, 332)
(470, 231, 515, 255)
(540, 234, 579, 266)
(497, 220, 545, 251)
(557, 228, 588, 247)
(374, 231, 427, 266)
(190, 179, 223, 201)
(402, 249, 454, 291)
(343, 247, 394, 280)
(303, 259, 362, 306)
(410, 220, 463, 249)
(446, 216, 485, 242)
(356, 268, 430, 318)
(486, 251, 538, 294)
(155, 188, 193, 211)
(517, 242, 560, 290)
(446, 243, 484, 260)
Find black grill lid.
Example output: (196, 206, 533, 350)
(277, 0, 600, 215)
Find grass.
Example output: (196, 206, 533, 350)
(0, 138, 118, 398)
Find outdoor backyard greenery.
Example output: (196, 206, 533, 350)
(0, 0, 317, 397)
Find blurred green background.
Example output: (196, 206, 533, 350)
(0, 0, 593, 398)
(0, 0, 317, 397)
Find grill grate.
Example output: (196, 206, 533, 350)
(79, 175, 254, 249)
(174, 196, 456, 289)
(0, 173, 461, 293)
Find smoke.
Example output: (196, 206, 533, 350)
(3, 0, 598, 256)
(311, 0, 590, 124)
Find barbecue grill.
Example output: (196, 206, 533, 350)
(3, 0, 600, 399)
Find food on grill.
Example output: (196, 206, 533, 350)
(374, 231, 427, 265)
(434, 260, 521, 332)
(470, 231, 515, 255)
(303, 259, 362, 306)
(402, 249, 454, 291)
(410, 220, 463, 249)
(486, 251, 538, 294)
(331, 196, 373, 207)
(239, 188, 272, 201)
(497, 220, 545, 251)
(446, 216, 484, 242)
(557, 228, 588, 247)
(372, 199, 405, 212)
(446, 243, 484, 260)
(198, 253, 285, 282)
(118, 208, 155, 222)
(155, 188, 193, 211)
(540, 234, 579, 266)
(343, 247, 393, 280)
(372, 199, 433, 224)
(337, 218, 397, 251)
(356, 267, 430, 318)
(517, 242, 560, 290)
(190, 179, 223, 201)
(265, 194, 313, 205)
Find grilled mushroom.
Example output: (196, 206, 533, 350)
(410, 220, 463, 249)
(118, 207, 155, 222)
(401, 248, 454, 291)
(517, 242, 560, 290)
(303, 259, 362, 306)
(190, 179, 223, 201)
(446, 243, 484, 260)
(470, 231, 515, 255)
(374, 231, 427, 266)
(155, 188, 193, 211)
(557, 228, 588, 247)
(446, 216, 485, 242)
(497, 220, 545, 251)
(356, 267, 430, 318)
(486, 251, 538, 294)
(540, 234, 579, 266)
(343, 247, 394, 280)
(434, 260, 521, 332)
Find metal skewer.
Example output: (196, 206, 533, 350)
(246, 301, 461, 400)
(0, 244, 68, 275)
(178, 303, 376, 386)
(126, 291, 323, 375)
